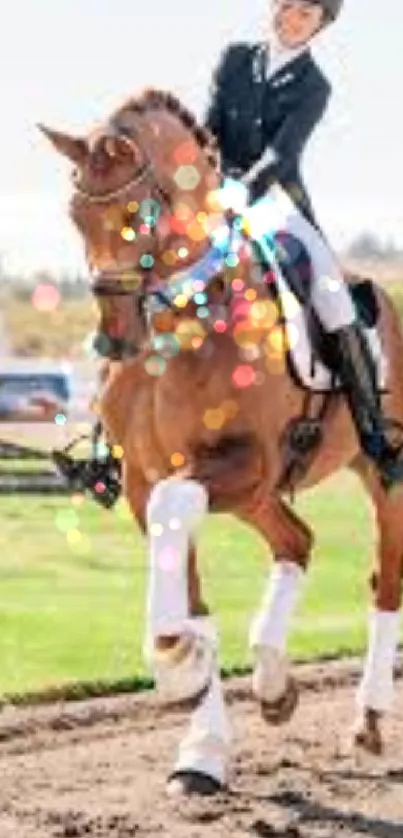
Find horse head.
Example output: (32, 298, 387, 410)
(39, 90, 224, 358)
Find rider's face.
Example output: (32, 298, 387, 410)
(272, 1, 324, 48)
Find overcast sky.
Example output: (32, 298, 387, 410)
(1, 1, 402, 274)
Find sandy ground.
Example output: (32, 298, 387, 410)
(0, 659, 402, 838)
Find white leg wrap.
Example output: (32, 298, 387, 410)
(249, 560, 305, 653)
(173, 618, 231, 785)
(356, 609, 401, 713)
(145, 478, 208, 641)
(144, 480, 213, 703)
(249, 560, 305, 703)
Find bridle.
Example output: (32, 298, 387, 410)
(73, 119, 231, 358)
(73, 121, 184, 356)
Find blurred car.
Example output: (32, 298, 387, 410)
(0, 371, 71, 422)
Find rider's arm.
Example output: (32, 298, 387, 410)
(245, 75, 330, 211)
(204, 43, 249, 140)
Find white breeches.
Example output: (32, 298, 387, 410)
(238, 181, 357, 332)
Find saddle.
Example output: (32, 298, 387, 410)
(254, 230, 387, 394)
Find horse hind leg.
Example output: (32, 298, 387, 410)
(351, 456, 403, 756)
(237, 492, 314, 725)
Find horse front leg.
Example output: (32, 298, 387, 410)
(144, 476, 216, 707)
(126, 465, 230, 794)
(236, 490, 314, 724)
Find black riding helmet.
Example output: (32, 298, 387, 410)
(310, 0, 344, 23)
(274, 0, 343, 25)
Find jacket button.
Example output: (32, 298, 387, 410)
(255, 117, 262, 126)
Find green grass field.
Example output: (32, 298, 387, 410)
(0, 470, 377, 699)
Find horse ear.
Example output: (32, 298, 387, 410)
(37, 124, 88, 165)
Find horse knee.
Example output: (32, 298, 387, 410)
(146, 478, 208, 532)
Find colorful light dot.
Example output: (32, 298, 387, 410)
(152, 333, 180, 358)
(203, 408, 226, 430)
(174, 202, 193, 222)
(194, 292, 207, 305)
(121, 226, 135, 242)
(232, 365, 256, 388)
(214, 320, 227, 333)
(144, 355, 167, 376)
(187, 219, 207, 242)
(178, 246, 189, 259)
(112, 445, 124, 459)
(245, 289, 257, 301)
(196, 306, 210, 319)
(140, 254, 154, 269)
(66, 529, 82, 547)
(266, 326, 287, 356)
(161, 249, 177, 266)
(31, 283, 61, 312)
(250, 300, 278, 329)
(171, 452, 185, 467)
(173, 141, 197, 165)
(150, 523, 163, 537)
(222, 399, 239, 419)
(225, 253, 239, 268)
(158, 546, 179, 571)
(232, 279, 244, 292)
(174, 165, 201, 191)
(174, 294, 189, 308)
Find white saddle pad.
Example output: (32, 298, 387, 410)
(275, 267, 388, 393)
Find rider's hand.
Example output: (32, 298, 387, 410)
(214, 177, 250, 215)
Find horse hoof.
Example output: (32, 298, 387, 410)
(353, 725, 383, 756)
(352, 708, 383, 757)
(166, 770, 224, 798)
(260, 676, 299, 726)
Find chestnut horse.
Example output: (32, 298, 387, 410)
(40, 89, 403, 796)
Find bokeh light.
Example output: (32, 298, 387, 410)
(31, 283, 61, 312)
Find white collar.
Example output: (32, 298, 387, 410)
(266, 38, 309, 80)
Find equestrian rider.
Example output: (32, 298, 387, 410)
(204, 0, 403, 488)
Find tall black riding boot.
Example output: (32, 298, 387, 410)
(332, 323, 403, 489)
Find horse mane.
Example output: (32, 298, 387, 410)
(113, 88, 220, 171)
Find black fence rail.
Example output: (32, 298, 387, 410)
(0, 438, 70, 493)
